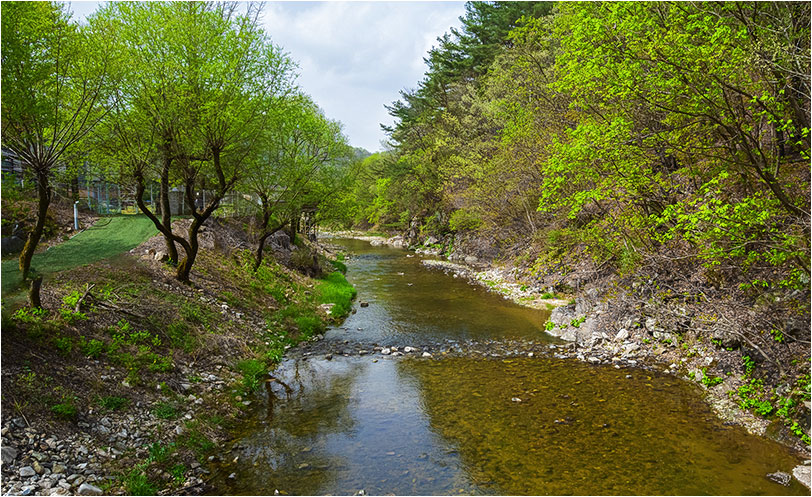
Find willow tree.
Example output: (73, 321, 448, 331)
(95, 1, 296, 282)
(1, 1, 114, 296)
(242, 94, 351, 270)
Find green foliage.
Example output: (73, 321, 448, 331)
(236, 359, 267, 395)
(448, 209, 482, 232)
(51, 395, 78, 420)
(123, 464, 157, 496)
(98, 396, 129, 411)
(82, 338, 106, 359)
(316, 271, 357, 318)
(54, 336, 74, 356)
(147, 441, 175, 464)
(152, 401, 178, 420)
(544, 321, 555, 331)
(700, 369, 724, 387)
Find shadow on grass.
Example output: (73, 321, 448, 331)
(1, 215, 158, 296)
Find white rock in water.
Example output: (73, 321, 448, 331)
(511, 397, 522, 403)
(422, 352, 432, 358)
(792, 465, 811, 490)
(381, 348, 391, 355)
(404, 347, 414, 353)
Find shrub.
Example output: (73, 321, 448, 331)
(448, 209, 482, 232)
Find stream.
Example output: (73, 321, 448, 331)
(211, 238, 806, 495)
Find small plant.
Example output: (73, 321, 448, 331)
(236, 359, 267, 394)
(700, 368, 724, 387)
(51, 396, 78, 420)
(12, 306, 47, 323)
(769, 328, 784, 343)
(544, 321, 555, 331)
(152, 401, 178, 419)
(570, 316, 586, 328)
(147, 441, 175, 463)
(169, 463, 186, 483)
(124, 464, 157, 496)
(99, 396, 129, 411)
(540, 292, 557, 299)
(54, 336, 74, 356)
(82, 338, 106, 359)
(742, 355, 755, 377)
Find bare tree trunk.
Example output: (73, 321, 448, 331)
(19, 170, 51, 282)
(159, 154, 178, 263)
(28, 276, 43, 309)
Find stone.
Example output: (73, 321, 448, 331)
(359, 301, 369, 308)
(20, 486, 36, 496)
(615, 329, 629, 341)
(587, 356, 601, 364)
(464, 255, 478, 264)
(52, 464, 67, 475)
(19, 466, 36, 477)
(77, 483, 104, 495)
(1, 446, 18, 464)
(793, 465, 811, 489)
(766, 471, 791, 486)
(381, 348, 391, 355)
(32, 460, 44, 474)
(404, 347, 415, 353)
(511, 397, 522, 403)
(422, 352, 432, 358)
(645, 317, 657, 330)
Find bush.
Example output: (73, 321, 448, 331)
(449, 208, 482, 232)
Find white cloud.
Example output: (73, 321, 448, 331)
(259, 1, 465, 151)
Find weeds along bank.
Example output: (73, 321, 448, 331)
(0, 219, 355, 496)
(336, 230, 811, 461)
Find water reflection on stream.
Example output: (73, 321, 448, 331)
(211, 239, 805, 495)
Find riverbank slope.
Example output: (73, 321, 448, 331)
(1, 218, 353, 496)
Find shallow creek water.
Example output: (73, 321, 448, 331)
(211, 239, 806, 495)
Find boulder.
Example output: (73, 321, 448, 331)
(793, 465, 811, 490)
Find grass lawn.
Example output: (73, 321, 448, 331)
(1, 215, 158, 295)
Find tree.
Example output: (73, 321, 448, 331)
(95, 1, 296, 282)
(242, 94, 351, 269)
(1, 1, 113, 293)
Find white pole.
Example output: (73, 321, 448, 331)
(74, 201, 79, 230)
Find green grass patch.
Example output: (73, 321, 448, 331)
(316, 271, 357, 318)
(152, 401, 179, 419)
(236, 358, 267, 395)
(2, 215, 158, 295)
(98, 396, 129, 411)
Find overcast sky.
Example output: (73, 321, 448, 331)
(68, 1, 466, 152)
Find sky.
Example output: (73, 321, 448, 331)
(67, 1, 467, 153)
